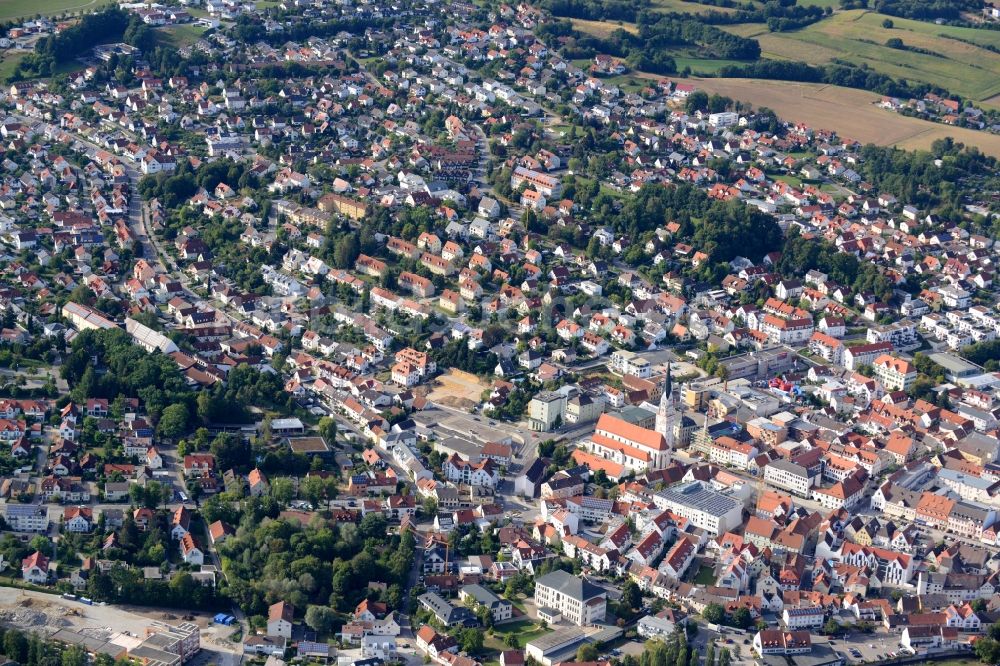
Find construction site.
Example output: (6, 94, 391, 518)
(0, 588, 243, 666)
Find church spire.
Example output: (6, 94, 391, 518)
(656, 363, 675, 454)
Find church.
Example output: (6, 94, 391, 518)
(583, 367, 678, 473)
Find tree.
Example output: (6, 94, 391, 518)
(976, 637, 1000, 664)
(576, 644, 600, 662)
(730, 607, 752, 630)
(460, 628, 484, 654)
(705, 642, 715, 666)
(211, 432, 251, 472)
(318, 417, 337, 444)
(305, 605, 337, 635)
(702, 603, 725, 624)
(300, 476, 326, 508)
(333, 234, 360, 269)
(685, 91, 709, 114)
(718, 648, 731, 666)
(622, 579, 641, 611)
(270, 477, 294, 505)
(823, 618, 841, 635)
(157, 403, 189, 439)
(4, 630, 27, 663)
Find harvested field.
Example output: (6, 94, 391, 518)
(679, 77, 1000, 157)
(425, 368, 488, 411)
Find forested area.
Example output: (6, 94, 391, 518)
(218, 512, 413, 628)
(226, 12, 395, 46)
(671, 2, 829, 31)
(778, 229, 895, 301)
(634, 14, 761, 60)
(715, 60, 935, 99)
(60, 328, 290, 429)
(546, 13, 761, 68)
(85, 514, 220, 608)
(839, 0, 983, 20)
(537, 0, 651, 22)
(854, 140, 998, 211)
(0, 626, 102, 666)
(12, 8, 133, 80)
(139, 159, 259, 210)
(962, 339, 1000, 370)
(87, 566, 219, 609)
(596, 183, 783, 264)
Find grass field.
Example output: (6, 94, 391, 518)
(673, 56, 752, 74)
(651, 0, 739, 14)
(675, 76, 1000, 157)
(486, 622, 551, 650)
(0, 0, 113, 21)
(0, 53, 27, 82)
(157, 23, 209, 48)
(736, 10, 1000, 101)
(569, 17, 637, 37)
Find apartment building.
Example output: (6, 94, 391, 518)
(3, 504, 48, 532)
(609, 350, 652, 378)
(510, 166, 562, 197)
(872, 354, 917, 391)
(764, 459, 813, 497)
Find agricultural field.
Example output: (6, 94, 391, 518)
(0, 0, 113, 21)
(681, 76, 1000, 157)
(571, 3, 1000, 104)
(730, 10, 1000, 102)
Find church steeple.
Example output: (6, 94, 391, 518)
(656, 363, 675, 453)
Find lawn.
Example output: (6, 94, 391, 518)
(772, 173, 805, 188)
(741, 9, 1000, 101)
(0, 0, 114, 21)
(693, 564, 716, 585)
(486, 621, 551, 650)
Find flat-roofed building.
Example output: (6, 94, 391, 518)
(652, 480, 742, 536)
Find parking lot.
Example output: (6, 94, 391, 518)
(825, 631, 914, 663)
